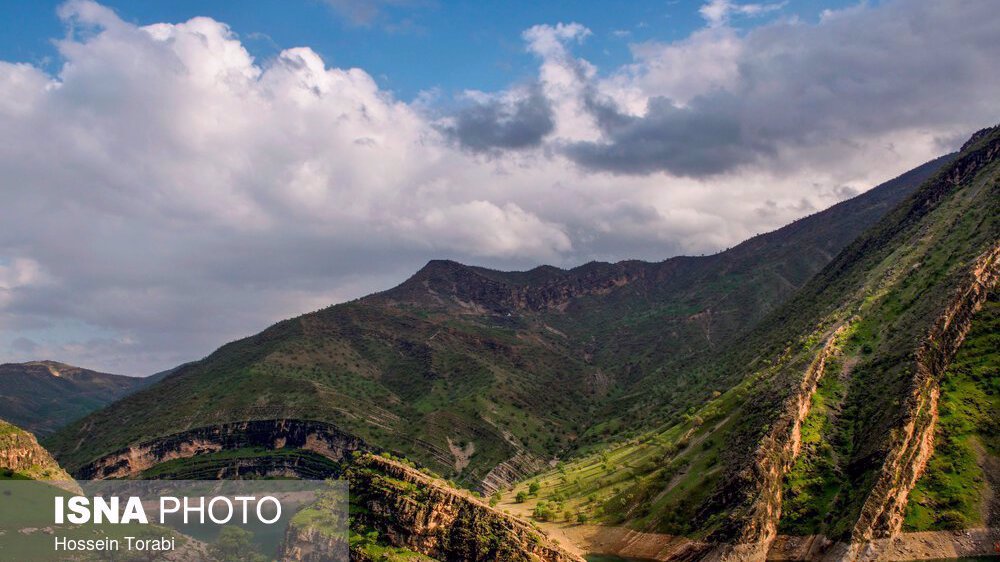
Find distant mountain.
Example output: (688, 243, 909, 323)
(0, 361, 151, 436)
(46, 151, 951, 490)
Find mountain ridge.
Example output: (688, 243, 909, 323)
(0, 360, 151, 436)
(45, 149, 954, 491)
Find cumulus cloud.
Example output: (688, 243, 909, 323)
(563, 0, 1000, 176)
(0, 0, 998, 374)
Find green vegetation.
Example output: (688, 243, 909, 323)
(0, 361, 150, 437)
(35, 130, 1000, 548)
(905, 293, 1000, 531)
(45, 152, 948, 492)
(210, 526, 267, 562)
(137, 447, 343, 479)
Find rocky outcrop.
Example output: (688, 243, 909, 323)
(281, 523, 349, 562)
(706, 327, 845, 562)
(75, 419, 366, 479)
(480, 451, 550, 495)
(349, 453, 585, 562)
(0, 419, 78, 492)
(848, 243, 1000, 558)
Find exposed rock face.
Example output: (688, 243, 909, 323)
(384, 259, 651, 315)
(75, 419, 366, 479)
(848, 243, 1000, 557)
(707, 328, 845, 562)
(480, 451, 550, 495)
(0, 419, 74, 481)
(281, 523, 349, 562)
(349, 454, 585, 562)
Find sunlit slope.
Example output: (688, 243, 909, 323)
(511, 126, 1000, 554)
(0, 419, 73, 482)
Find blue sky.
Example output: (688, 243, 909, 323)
(3, 0, 855, 100)
(1, 0, 997, 374)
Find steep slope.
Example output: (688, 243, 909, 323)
(507, 125, 1000, 560)
(344, 453, 584, 562)
(0, 361, 150, 436)
(0, 418, 73, 481)
(44, 154, 950, 489)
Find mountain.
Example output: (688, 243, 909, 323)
(0, 361, 150, 436)
(504, 125, 1000, 560)
(38, 126, 1000, 561)
(45, 151, 950, 490)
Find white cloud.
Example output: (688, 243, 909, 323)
(0, 0, 998, 374)
(699, 0, 786, 28)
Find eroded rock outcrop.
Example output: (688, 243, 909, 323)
(0, 418, 78, 491)
(349, 453, 585, 562)
(705, 327, 845, 562)
(847, 243, 1000, 559)
(75, 419, 366, 479)
(480, 451, 550, 495)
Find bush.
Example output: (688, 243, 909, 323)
(532, 501, 555, 521)
(515, 491, 528, 503)
(936, 510, 967, 530)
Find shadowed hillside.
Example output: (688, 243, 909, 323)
(0, 361, 151, 436)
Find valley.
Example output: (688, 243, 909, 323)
(3, 127, 998, 561)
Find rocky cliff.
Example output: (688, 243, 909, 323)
(73, 418, 366, 479)
(348, 453, 584, 562)
(847, 242, 1000, 560)
(0, 418, 73, 481)
(706, 326, 847, 562)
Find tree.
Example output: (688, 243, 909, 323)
(532, 501, 554, 521)
(209, 526, 267, 562)
(528, 482, 540, 495)
(515, 491, 528, 503)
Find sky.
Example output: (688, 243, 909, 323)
(0, 0, 998, 375)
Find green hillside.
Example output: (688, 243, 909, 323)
(506, 126, 1000, 552)
(0, 361, 151, 436)
(44, 154, 948, 488)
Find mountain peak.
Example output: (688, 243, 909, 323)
(20, 360, 76, 377)
(960, 123, 1000, 152)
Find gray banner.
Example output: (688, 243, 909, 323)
(0, 479, 348, 561)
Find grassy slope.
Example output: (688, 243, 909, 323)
(0, 361, 148, 437)
(905, 293, 1000, 531)
(508, 128, 1000, 540)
